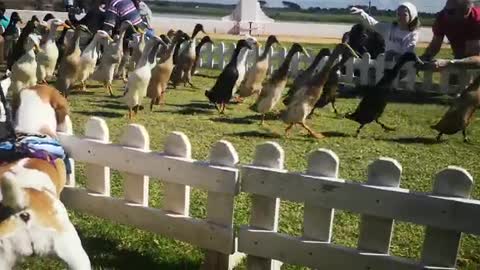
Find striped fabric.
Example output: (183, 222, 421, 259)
(104, 0, 142, 29)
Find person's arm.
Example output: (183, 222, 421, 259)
(420, 35, 444, 61)
(103, 0, 118, 32)
(350, 7, 379, 27)
(403, 31, 419, 53)
(434, 56, 480, 69)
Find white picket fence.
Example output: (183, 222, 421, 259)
(57, 116, 480, 270)
(197, 41, 480, 94)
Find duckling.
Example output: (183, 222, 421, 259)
(232, 35, 257, 98)
(147, 32, 188, 111)
(251, 43, 307, 124)
(77, 30, 113, 92)
(282, 43, 359, 139)
(37, 19, 70, 84)
(283, 48, 331, 106)
(431, 74, 480, 142)
(345, 52, 423, 137)
(171, 24, 206, 88)
(237, 35, 279, 100)
(124, 36, 165, 120)
(55, 24, 91, 97)
(7, 15, 40, 71)
(91, 21, 135, 96)
(2, 12, 22, 62)
(205, 39, 253, 114)
(190, 35, 213, 77)
(9, 34, 41, 95)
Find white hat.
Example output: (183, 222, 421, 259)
(400, 2, 418, 23)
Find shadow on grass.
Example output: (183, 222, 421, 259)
(82, 235, 199, 270)
(322, 131, 352, 138)
(211, 117, 254, 124)
(76, 110, 124, 118)
(68, 90, 96, 96)
(194, 73, 217, 79)
(380, 136, 441, 145)
(96, 103, 127, 110)
(166, 102, 216, 115)
(228, 130, 282, 139)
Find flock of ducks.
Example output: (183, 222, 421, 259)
(1, 14, 479, 142)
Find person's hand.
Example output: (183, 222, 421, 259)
(433, 59, 450, 69)
(350, 7, 364, 15)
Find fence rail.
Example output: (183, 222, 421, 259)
(197, 41, 480, 94)
(56, 116, 480, 270)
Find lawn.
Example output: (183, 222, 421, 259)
(19, 46, 479, 269)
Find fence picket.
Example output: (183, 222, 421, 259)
(85, 117, 110, 195)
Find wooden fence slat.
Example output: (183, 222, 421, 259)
(57, 115, 76, 186)
(303, 149, 341, 242)
(84, 117, 110, 196)
(163, 132, 191, 215)
(120, 124, 149, 206)
(421, 167, 474, 268)
(202, 140, 243, 270)
(245, 142, 284, 270)
(358, 158, 402, 254)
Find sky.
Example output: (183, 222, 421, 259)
(165, 0, 448, 13)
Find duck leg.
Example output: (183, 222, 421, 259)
(436, 132, 443, 142)
(376, 119, 395, 132)
(462, 129, 469, 143)
(150, 99, 154, 112)
(107, 83, 115, 97)
(355, 124, 365, 137)
(300, 122, 324, 139)
(331, 100, 339, 115)
(220, 103, 226, 114)
(285, 123, 295, 137)
(81, 81, 87, 91)
(260, 114, 265, 125)
(128, 108, 133, 120)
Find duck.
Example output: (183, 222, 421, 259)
(237, 35, 279, 100)
(123, 36, 165, 119)
(7, 15, 39, 71)
(147, 31, 189, 111)
(205, 39, 253, 114)
(190, 35, 213, 77)
(282, 43, 359, 139)
(250, 43, 307, 124)
(345, 52, 423, 137)
(128, 32, 145, 72)
(431, 74, 480, 142)
(55, 24, 91, 97)
(9, 34, 41, 95)
(171, 23, 206, 88)
(2, 12, 22, 62)
(91, 21, 135, 96)
(231, 35, 257, 98)
(283, 48, 331, 106)
(77, 30, 113, 92)
(55, 20, 75, 73)
(36, 19, 70, 84)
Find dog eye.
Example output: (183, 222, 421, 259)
(19, 212, 30, 223)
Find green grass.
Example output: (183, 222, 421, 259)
(19, 46, 479, 269)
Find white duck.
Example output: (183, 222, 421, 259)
(91, 21, 135, 96)
(77, 30, 112, 91)
(232, 35, 257, 98)
(37, 19, 69, 84)
(9, 34, 41, 95)
(123, 36, 165, 119)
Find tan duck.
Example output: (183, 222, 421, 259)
(250, 43, 307, 124)
(123, 36, 165, 120)
(91, 21, 136, 96)
(171, 24, 205, 88)
(432, 74, 480, 142)
(147, 31, 188, 111)
(237, 35, 279, 100)
(55, 25, 91, 97)
(9, 34, 40, 95)
(76, 30, 112, 92)
(282, 43, 359, 139)
(37, 19, 69, 84)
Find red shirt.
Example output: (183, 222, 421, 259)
(433, 7, 480, 58)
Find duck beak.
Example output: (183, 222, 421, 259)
(301, 48, 309, 57)
(34, 43, 40, 52)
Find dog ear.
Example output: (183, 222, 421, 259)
(1, 172, 27, 211)
(50, 90, 69, 126)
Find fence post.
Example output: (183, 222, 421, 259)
(422, 70, 433, 92)
(85, 117, 110, 196)
(303, 149, 340, 242)
(440, 69, 450, 93)
(202, 140, 242, 270)
(218, 42, 226, 70)
(204, 42, 214, 69)
(119, 124, 150, 205)
(421, 166, 473, 268)
(375, 53, 385, 84)
(267, 46, 276, 75)
(404, 62, 416, 91)
(163, 132, 191, 215)
(357, 158, 402, 253)
(58, 115, 75, 186)
(344, 56, 354, 84)
(246, 142, 283, 270)
(359, 52, 371, 86)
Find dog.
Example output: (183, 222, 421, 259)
(0, 84, 91, 269)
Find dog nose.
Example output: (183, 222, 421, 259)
(19, 212, 30, 223)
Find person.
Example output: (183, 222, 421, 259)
(138, 0, 154, 37)
(103, 0, 144, 35)
(0, 2, 9, 32)
(421, 0, 480, 62)
(350, 2, 420, 57)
